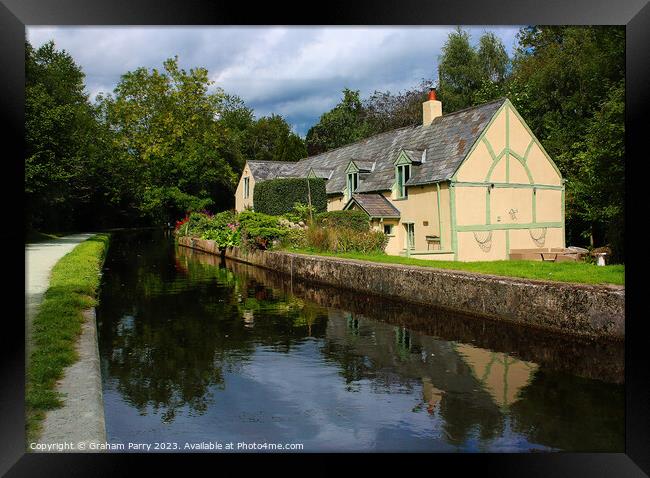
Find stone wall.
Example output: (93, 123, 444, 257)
(177, 236, 625, 340)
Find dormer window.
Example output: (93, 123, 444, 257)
(394, 149, 419, 199)
(347, 172, 359, 194)
(396, 164, 410, 198)
(345, 160, 368, 200)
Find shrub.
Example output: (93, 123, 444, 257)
(316, 210, 370, 232)
(305, 224, 334, 251)
(331, 228, 387, 253)
(174, 211, 241, 248)
(280, 228, 307, 249)
(202, 222, 241, 248)
(254, 178, 327, 216)
(238, 210, 288, 250)
(303, 223, 387, 254)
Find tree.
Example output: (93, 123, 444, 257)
(25, 41, 98, 231)
(305, 88, 373, 155)
(98, 57, 240, 223)
(438, 28, 511, 113)
(363, 80, 432, 134)
(437, 28, 483, 113)
(478, 32, 510, 83)
(510, 26, 625, 258)
(241, 114, 307, 162)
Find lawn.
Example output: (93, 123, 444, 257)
(26, 233, 110, 443)
(283, 248, 624, 286)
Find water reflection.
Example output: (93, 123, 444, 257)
(97, 230, 624, 452)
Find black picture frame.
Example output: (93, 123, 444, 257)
(2, 0, 647, 475)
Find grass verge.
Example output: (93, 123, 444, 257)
(26, 233, 110, 443)
(283, 248, 624, 286)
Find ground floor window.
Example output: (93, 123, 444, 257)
(243, 177, 250, 198)
(404, 223, 415, 249)
(384, 224, 394, 236)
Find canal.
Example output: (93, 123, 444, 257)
(96, 230, 624, 452)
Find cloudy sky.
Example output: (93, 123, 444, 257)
(27, 26, 521, 136)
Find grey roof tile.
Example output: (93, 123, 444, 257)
(346, 193, 401, 218)
(246, 98, 506, 194)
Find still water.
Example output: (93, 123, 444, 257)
(97, 230, 624, 452)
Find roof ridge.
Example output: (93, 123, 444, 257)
(298, 123, 418, 163)
(433, 97, 507, 120)
(299, 98, 506, 163)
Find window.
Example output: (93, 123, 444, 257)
(243, 177, 250, 199)
(396, 164, 410, 198)
(347, 172, 359, 195)
(405, 223, 415, 250)
(384, 224, 394, 236)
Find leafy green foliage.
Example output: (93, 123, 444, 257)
(316, 210, 370, 232)
(253, 178, 327, 216)
(176, 211, 291, 251)
(305, 89, 374, 155)
(362, 81, 432, 133)
(438, 27, 510, 112)
(279, 228, 308, 249)
(178, 211, 241, 248)
(509, 26, 625, 259)
(240, 114, 307, 162)
(97, 56, 241, 224)
(237, 211, 289, 250)
(25, 41, 102, 231)
(26, 42, 306, 231)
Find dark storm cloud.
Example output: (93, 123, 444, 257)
(27, 26, 520, 136)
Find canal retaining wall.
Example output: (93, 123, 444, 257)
(177, 237, 625, 340)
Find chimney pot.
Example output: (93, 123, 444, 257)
(428, 87, 437, 101)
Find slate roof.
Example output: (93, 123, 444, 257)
(245, 98, 506, 195)
(345, 193, 401, 218)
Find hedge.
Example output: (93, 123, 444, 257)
(316, 210, 370, 231)
(254, 178, 327, 216)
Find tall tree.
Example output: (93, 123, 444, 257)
(305, 88, 373, 155)
(25, 41, 98, 231)
(98, 57, 240, 223)
(478, 32, 510, 83)
(511, 26, 625, 258)
(438, 28, 510, 112)
(241, 114, 307, 162)
(437, 28, 483, 113)
(363, 80, 432, 133)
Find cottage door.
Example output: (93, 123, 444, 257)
(405, 223, 415, 250)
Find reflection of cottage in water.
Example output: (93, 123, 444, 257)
(322, 309, 538, 439)
(455, 343, 537, 409)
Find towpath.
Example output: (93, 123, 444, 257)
(26, 233, 107, 451)
(26, 233, 95, 357)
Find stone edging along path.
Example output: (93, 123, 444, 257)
(178, 236, 625, 341)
